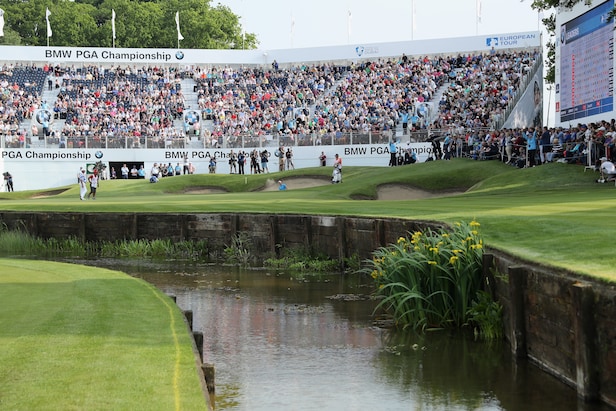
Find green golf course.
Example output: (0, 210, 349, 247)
(1, 158, 614, 409)
(1, 159, 613, 280)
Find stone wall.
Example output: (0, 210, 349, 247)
(1, 211, 615, 408)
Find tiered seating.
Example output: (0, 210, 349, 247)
(0, 65, 46, 147)
(51, 65, 185, 148)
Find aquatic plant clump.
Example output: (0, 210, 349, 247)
(367, 221, 488, 331)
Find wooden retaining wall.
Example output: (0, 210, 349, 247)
(1, 211, 614, 408)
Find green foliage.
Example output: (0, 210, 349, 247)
(264, 246, 340, 272)
(366, 221, 485, 330)
(466, 290, 504, 341)
(0, 229, 210, 261)
(0, 0, 258, 49)
(343, 253, 362, 272)
(224, 231, 252, 266)
(528, 0, 612, 84)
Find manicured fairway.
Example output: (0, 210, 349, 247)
(1, 159, 613, 280)
(0, 259, 207, 411)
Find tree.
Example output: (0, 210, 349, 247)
(0, 0, 258, 49)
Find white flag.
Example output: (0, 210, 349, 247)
(112, 9, 116, 40)
(347, 10, 352, 40)
(46, 8, 52, 38)
(476, 0, 482, 24)
(0, 9, 5, 37)
(175, 11, 184, 41)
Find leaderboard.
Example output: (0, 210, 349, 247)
(559, 0, 614, 123)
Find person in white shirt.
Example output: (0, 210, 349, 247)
(598, 157, 616, 183)
(121, 163, 129, 179)
(78, 168, 87, 200)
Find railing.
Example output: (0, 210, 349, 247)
(2, 128, 483, 150)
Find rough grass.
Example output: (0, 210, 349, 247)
(1, 158, 614, 280)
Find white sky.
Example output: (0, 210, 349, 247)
(216, 0, 543, 50)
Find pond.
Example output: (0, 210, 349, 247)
(98, 261, 611, 411)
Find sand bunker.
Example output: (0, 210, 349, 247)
(261, 177, 331, 191)
(183, 186, 228, 194)
(376, 184, 465, 200)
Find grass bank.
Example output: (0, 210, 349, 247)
(1, 159, 613, 280)
(0, 259, 207, 410)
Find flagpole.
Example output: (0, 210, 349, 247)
(112, 9, 116, 48)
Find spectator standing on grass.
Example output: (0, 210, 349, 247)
(121, 163, 129, 179)
(229, 151, 238, 174)
(3, 171, 14, 192)
(151, 163, 160, 180)
(524, 127, 538, 167)
(138, 165, 146, 178)
(285, 148, 295, 170)
(319, 151, 327, 166)
(183, 153, 190, 174)
(238, 151, 246, 175)
(275, 146, 285, 172)
(540, 126, 552, 164)
(261, 150, 270, 173)
(209, 156, 217, 174)
(389, 140, 397, 166)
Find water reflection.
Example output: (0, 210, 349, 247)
(114, 262, 609, 411)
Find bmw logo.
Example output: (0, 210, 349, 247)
(175, 51, 185, 60)
(95, 151, 103, 159)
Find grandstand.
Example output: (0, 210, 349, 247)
(0, 32, 551, 191)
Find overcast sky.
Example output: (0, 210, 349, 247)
(215, 0, 543, 50)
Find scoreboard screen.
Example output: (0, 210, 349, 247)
(559, 0, 614, 123)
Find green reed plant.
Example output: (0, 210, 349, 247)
(367, 221, 485, 331)
(0, 229, 210, 261)
(466, 290, 503, 341)
(264, 246, 339, 272)
(224, 232, 252, 266)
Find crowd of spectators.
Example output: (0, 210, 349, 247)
(0, 48, 585, 165)
(433, 119, 616, 168)
(0, 65, 46, 147)
(49, 65, 186, 148)
(436, 50, 540, 130)
(190, 55, 450, 147)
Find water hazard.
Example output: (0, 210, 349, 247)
(118, 262, 610, 411)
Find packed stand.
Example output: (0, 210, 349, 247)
(192, 64, 342, 147)
(51, 65, 186, 148)
(435, 50, 540, 131)
(0, 64, 47, 147)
